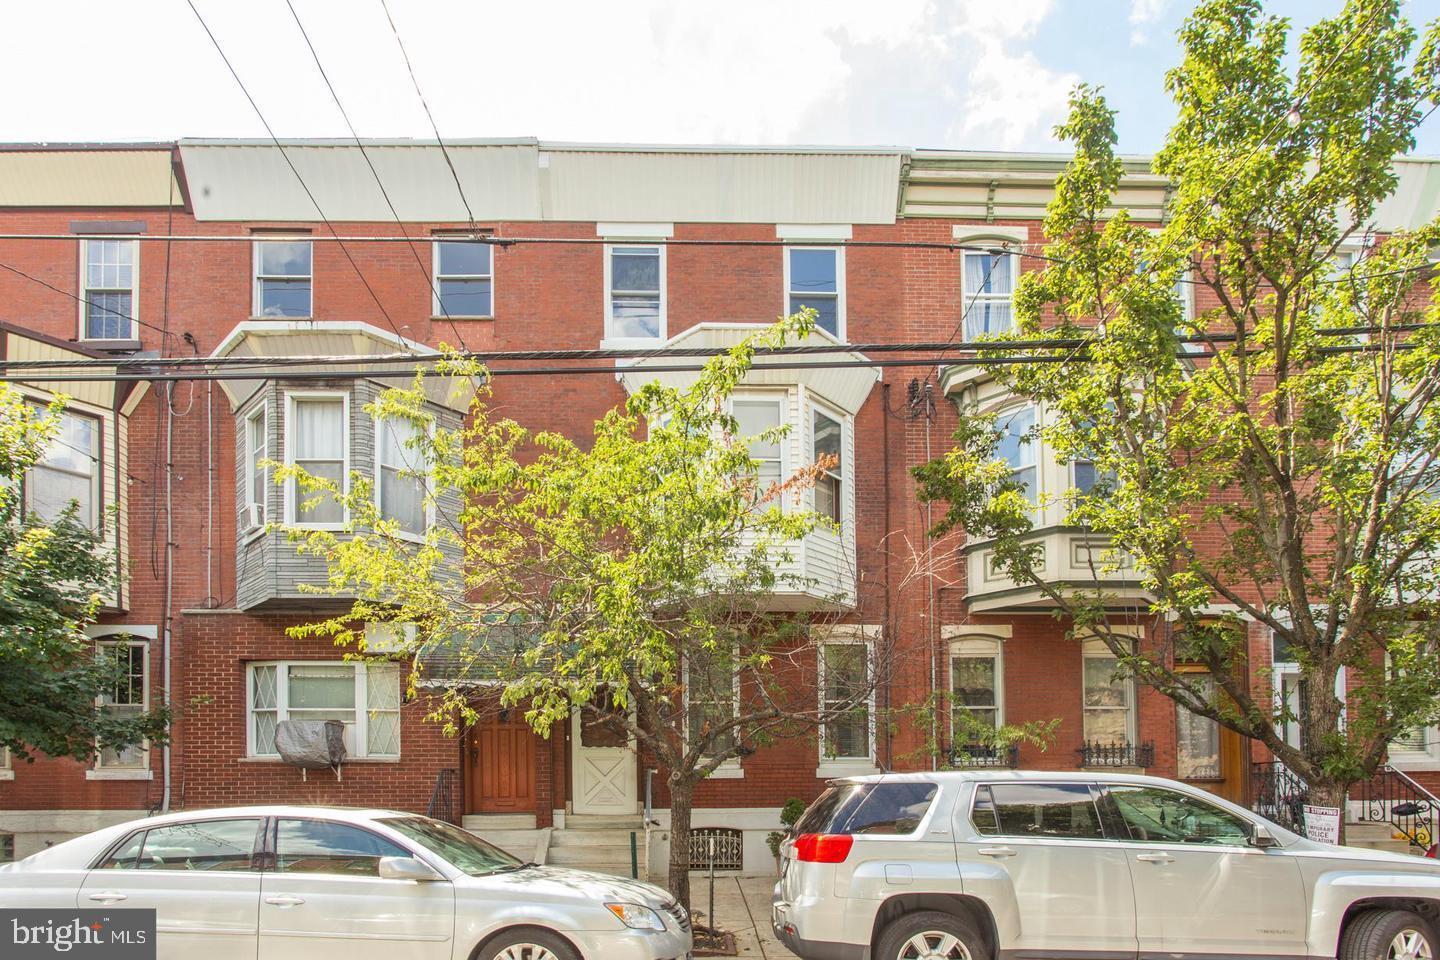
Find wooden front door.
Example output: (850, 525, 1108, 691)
(466, 710, 536, 815)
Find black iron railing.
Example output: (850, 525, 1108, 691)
(1077, 740, 1155, 768)
(427, 767, 460, 825)
(1249, 761, 1309, 833)
(949, 743, 1020, 769)
(1354, 764, 1439, 851)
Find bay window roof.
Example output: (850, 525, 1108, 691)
(617, 322, 879, 415)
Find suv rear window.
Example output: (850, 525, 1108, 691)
(794, 782, 939, 836)
(972, 783, 1103, 839)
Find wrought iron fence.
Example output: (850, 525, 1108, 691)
(689, 827, 744, 871)
(427, 767, 460, 825)
(1249, 761, 1308, 833)
(1354, 764, 1439, 851)
(949, 743, 1020, 769)
(1077, 740, 1155, 768)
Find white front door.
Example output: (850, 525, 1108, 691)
(572, 696, 638, 816)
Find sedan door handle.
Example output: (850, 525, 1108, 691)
(1136, 852, 1175, 863)
(977, 847, 1018, 858)
(264, 896, 306, 907)
(87, 892, 128, 904)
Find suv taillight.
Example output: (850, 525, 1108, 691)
(794, 833, 853, 863)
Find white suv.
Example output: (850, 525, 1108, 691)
(773, 770, 1440, 960)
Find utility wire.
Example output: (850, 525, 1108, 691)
(282, 0, 470, 352)
(377, 0, 479, 234)
(183, 0, 414, 349)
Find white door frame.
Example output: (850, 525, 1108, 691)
(571, 703, 639, 816)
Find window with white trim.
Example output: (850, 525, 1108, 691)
(951, 638, 1002, 737)
(96, 640, 148, 770)
(253, 239, 312, 318)
(733, 395, 785, 505)
(80, 238, 137, 340)
(433, 238, 493, 318)
(786, 247, 844, 338)
(375, 415, 428, 537)
(1082, 639, 1136, 747)
(995, 405, 1037, 504)
(820, 641, 872, 761)
(686, 646, 738, 759)
(605, 245, 664, 341)
(962, 249, 1016, 339)
(244, 403, 268, 530)
(25, 407, 101, 530)
(286, 394, 347, 527)
(248, 661, 401, 759)
(0, 747, 9, 771)
(813, 408, 842, 523)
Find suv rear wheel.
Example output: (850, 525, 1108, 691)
(876, 910, 987, 960)
(1341, 909, 1437, 960)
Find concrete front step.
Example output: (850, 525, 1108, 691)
(563, 814, 644, 830)
(548, 843, 637, 865)
(465, 829, 543, 860)
(1344, 822, 1427, 855)
(558, 861, 642, 878)
(462, 814, 537, 831)
(550, 828, 643, 847)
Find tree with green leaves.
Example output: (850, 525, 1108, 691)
(287, 314, 887, 910)
(916, 0, 1440, 816)
(0, 385, 169, 765)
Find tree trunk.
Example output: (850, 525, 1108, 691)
(667, 775, 693, 915)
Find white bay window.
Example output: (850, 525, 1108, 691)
(248, 661, 401, 759)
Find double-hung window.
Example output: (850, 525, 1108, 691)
(248, 661, 401, 759)
(820, 641, 871, 762)
(96, 640, 148, 770)
(80, 238, 137, 340)
(286, 394, 347, 527)
(254, 239, 313, 318)
(1082, 639, 1136, 747)
(995, 405, 1036, 504)
(733, 396, 784, 505)
(686, 646, 738, 759)
(951, 639, 1002, 737)
(786, 247, 844, 339)
(813, 409, 843, 523)
(375, 415, 428, 537)
(962, 250, 1016, 339)
(25, 407, 101, 530)
(433, 239, 493, 318)
(244, 403, 268, 530)
(606, 245, 664, 341)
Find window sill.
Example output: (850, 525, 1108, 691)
(86, 769, 153, 781)
(705, 763, 745, 780)
(601, 337, 666, 351)
(250, 316, 314, 322)
(240, 525, 266, 546)
(815, 761, 880, 779)
(240, 756, 401, 764)
(0, 769, 13, 781)
(431, 315, 493, 322)
(78, 338, 143, 352)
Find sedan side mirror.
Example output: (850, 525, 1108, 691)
(1249, 824, 1280, 849)
(378, 856, 445, 882)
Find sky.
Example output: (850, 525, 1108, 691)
(4, 0, 1440, 155)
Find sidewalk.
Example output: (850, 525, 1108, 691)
(699, 874, 799, 959)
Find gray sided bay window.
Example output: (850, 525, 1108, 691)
(244, 403, 268, 529)
(287, 394, 346, 527)
(376, 415, 428, 537)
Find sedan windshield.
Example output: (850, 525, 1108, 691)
(380, 817, 523, 876)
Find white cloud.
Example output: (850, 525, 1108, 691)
(0, 0, 1075, 150)
(1129, 0, 1169, 46)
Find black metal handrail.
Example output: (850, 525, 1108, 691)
(427, 767, 460, 825)
(1077, 740, 1154, 768)
(1249, 761, 1309, 833)
(1354, 764, 1439, 851)
(949, 743, 1020, 769)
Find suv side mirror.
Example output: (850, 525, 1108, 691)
(1249, 824, 1279, 849)
(378, 856, 445, 881)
